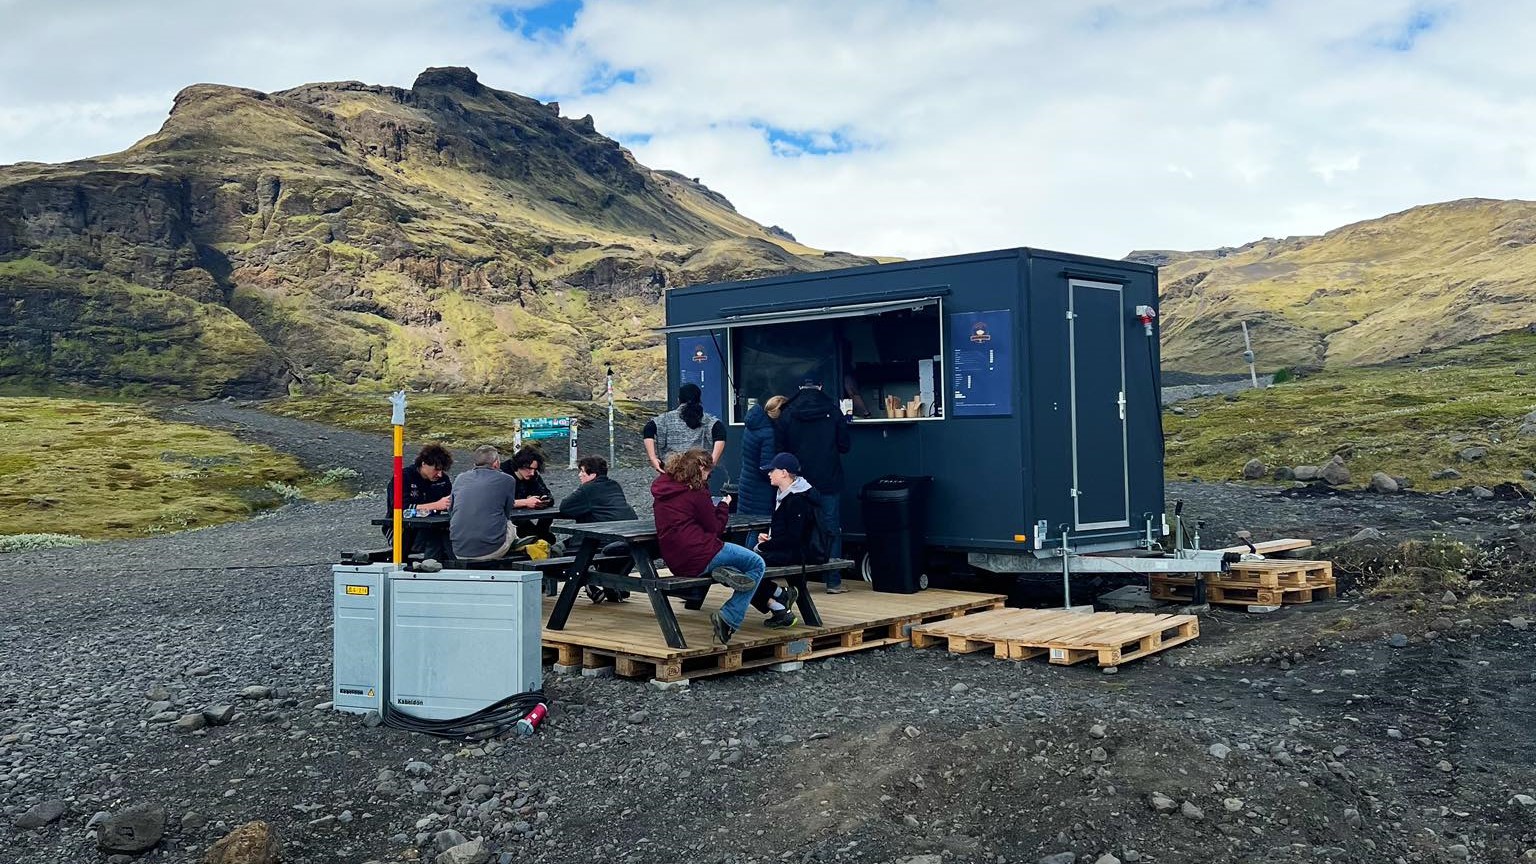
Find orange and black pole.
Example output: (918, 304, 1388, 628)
(389, 391, 407, 565)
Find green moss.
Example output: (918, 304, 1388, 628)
(1164, 333, 1536, 490)
(0, 397, 350, 541)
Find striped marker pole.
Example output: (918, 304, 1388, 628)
(389, 391, 407, 565)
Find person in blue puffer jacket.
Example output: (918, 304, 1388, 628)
(736, 397, 784, 539)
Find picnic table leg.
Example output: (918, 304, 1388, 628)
(547, 538, 599, 631)
(633, 545, 688, 649)
(789, 574, 822, 627)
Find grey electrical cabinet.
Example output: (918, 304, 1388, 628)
(387, 569, 544, 721)
(332, 563, 391, 715)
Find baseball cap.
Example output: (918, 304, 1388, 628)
(761, 452, 802, 474)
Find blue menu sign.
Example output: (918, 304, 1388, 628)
(676, 333, 725, 420)
(950, 310, 1013, 417)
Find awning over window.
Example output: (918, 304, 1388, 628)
(657, 296, 941, 334)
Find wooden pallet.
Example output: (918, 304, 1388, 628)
(1215, 538, 1314, 554)
(1222, 559, 1334, 587)
(910, 608, 1199, 667)
(540, 581, 1005, 683)
(1149, 576, 1336, 606)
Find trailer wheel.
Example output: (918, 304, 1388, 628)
(856, 552, 928, 589)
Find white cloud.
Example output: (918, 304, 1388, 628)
(1, 0, 1533, 259)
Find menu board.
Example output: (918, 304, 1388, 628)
(950, 310, 1013, 417)
(675, 333, 725, 420)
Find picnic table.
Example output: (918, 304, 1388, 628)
(368, 502, 576, 529)
(548, 514, 816, 649)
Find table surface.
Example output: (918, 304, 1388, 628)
(371, 503, 573, 527)
(551, 513, 770, 543)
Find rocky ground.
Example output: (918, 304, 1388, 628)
(3, 407, 1535, 864)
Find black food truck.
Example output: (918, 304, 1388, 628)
(661, 247, 1180, 593)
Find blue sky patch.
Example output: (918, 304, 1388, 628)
(759, 125, 857, 157)
(1375, 7, 1445, 51)
(584, 64, 641, 94)
(498, 0, 583, 37)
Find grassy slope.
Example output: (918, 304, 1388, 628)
(1155, 199, 1536, 376)
(1164, 333, 1536, 490)
(0, 397, 354, 541)
(266, 393, 651, 452)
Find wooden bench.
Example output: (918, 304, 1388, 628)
(508, 553, 634, 597)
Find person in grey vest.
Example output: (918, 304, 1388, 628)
(643, 382, 725, 473)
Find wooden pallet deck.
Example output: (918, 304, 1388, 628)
(1222, 559, 1334, 587)
(540, 581, 1005, 683)
(910, 608, 1199, 667)
(1215, 538, 1314, 554)
(1149, 575, 1336, 606)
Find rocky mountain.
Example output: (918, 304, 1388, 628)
(1131, 198, 1536, 375)
(0, 67, 875, 399)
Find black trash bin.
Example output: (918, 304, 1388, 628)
(859, 475, 933, 593)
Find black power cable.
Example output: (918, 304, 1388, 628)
(382, 690, 548, 741)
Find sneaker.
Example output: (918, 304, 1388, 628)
(711, 610, 736, 644)
(765, 609, 798, 629)
(825, 583, 849, 595)
(710, 566, 756, 591)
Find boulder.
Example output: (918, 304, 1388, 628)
(1320, 459, 1351, 486)
(1370, 472, 1399, 494)
(98, 805, 166, 855)
(1272, 466, 1295, 481)
(1242, 459, 1266, 480)
(435, 839, 490, 864)
(1471, 486, 1495, 500)
(1292, 466, 1320, 481)
(1431, 468, 1462, 480)
(1459, 446, 1487, 462)
(203, 820, 278, 864)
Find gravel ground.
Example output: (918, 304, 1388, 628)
(4, 408, 1535, 864)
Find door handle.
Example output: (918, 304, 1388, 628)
(1117, 391, 1126, 420)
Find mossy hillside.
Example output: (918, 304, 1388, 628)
(0, 398, 354, 540)
(1148, 198, 1536, 377)
(0, 68, 880, 401)
(1163, 333, 1536, 491)
(267, 393, 651, 452)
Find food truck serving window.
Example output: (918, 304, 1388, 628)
(721, 298, 946, 424)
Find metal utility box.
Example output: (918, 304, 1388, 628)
(661, 248, 1163, 573)
(332, 563, 391, 715)
(387, 569, 543, 721)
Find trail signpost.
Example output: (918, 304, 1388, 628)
(514, 417, 578, 469)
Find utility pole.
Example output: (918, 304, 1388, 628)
(1240, 321, 1260, 389)
(606, 365, 616, 468)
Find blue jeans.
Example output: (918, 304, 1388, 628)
(816, 492, 843, 586)
(704, 542, 766, 629)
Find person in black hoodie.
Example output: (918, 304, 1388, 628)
(502, 446, 557, 543)
(774, 375, 851, 592)
(748, 452, 819, 628)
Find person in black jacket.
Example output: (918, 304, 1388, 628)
(383, 443, 454, 559)
(747, 452, 826, 628)
(502, 446, 557, 543)
(562, 456, 638, 524)
(774, 375, 851, 592)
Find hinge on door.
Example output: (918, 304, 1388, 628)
(1065, 311, 1075, 321)
(1118, 390, 1126, 420)
(1069, 488, 1079, 497)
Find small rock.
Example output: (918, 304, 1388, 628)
(1149, 793, 1177, 814)
(203, 820, 278, 864)
(950, 682, 969, 694)
(1472, 485, 1495, 500)
(435, 839, 491, 864)
(97, 805, 166, 855)
(174, 713, 207, 732)
(1207, 743, 1231, 760)
(902, 814, 920, 828)
(1512, 794, 1536, 807)
(433, 829, 470, 852)
(1459, 447, 1487, 462)
(1093, 855, 1121, 864)
(626, 711, 649, 725)
(1387, 728, 1403, 739)
(1387, 633, 1409, 649)
(1272, 466, 1295, 481)
(1370, 472, 1399, 494)
(1349, 527, 1384, 542)
(181, 810, 207, 831)
(144, 684, 171, 701)
(1090, 746, 1108, 763)
(1440, 590, 1458, 604)
(1223, 797, 1243, 812)
(1437, 760, 1454, 773)
(1509, 617, 1530, 632)
(240, 686, 272, 700)
(362, 710, 383, 728)
(1180, 801, 1205, 820)
(1242, 458, 1266, 480)
(1292, 465, 1320, 481)
(1321, 460, 1351, 486)
(406, 761, 434, 777)
(903, 725, 921, 739)
(1448, 844, 1469, 859)
(14, 799, 68, 830)
(203, 705, 236, 727)
(1431, 468, 1463, 480)
(1101, 666, 1118, 675)
(1038, 854, 1075, 864)
(896, 857, 942, 864)
(1088, 723, 1106, 739)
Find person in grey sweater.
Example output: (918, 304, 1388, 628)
(449, 445, 524, 561)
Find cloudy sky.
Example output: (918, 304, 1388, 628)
(1, 0, 1530, 259)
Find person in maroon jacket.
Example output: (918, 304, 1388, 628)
(651, 448, 766, 644)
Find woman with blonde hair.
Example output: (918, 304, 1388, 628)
(737, 395, 785, 526)
(651, 448, 769, 643)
